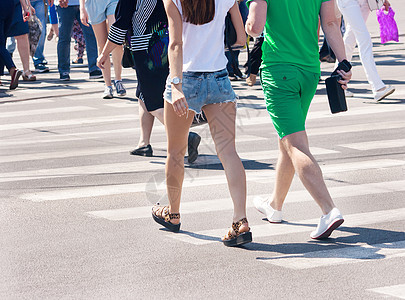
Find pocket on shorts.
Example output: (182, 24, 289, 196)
(214, 71, 233, 95)
(183, 73, 202, 99)
(262, 65, 299, 93)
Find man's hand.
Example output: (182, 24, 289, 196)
(383, 0, 391, 11)
(337, 70, 352, 90)
(59, 0, 69, 8)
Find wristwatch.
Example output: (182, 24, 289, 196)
(170, 76, 182, 85)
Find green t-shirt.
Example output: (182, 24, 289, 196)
(247, 0, 329, 73)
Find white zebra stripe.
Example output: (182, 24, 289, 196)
(367, 284, 405, 299)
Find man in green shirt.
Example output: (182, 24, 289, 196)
(246, 0, 352, 239)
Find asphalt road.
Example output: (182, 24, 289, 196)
(1, 2, 405, 299)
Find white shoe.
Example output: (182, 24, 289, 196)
(310, 207, 344, 240)
(344, 90, 354, 97)
(103, 86, 113, 99)
(253, 196, 283, 223)
(374, 85, 395, 101)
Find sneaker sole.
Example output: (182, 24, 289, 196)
(89, 76, 103, 80)
(103, 95, 113, 99)
(311, 218, 344, 240)
(376, 88, 395, 102)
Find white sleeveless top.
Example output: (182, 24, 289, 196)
(172, 0, 235, 72)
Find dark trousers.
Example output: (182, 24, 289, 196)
(249, 36, 263, 75)
(0, 0, 16, 76)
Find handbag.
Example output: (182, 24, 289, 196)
(28, 15, 42, 57)
(122, 32, 135, 68)
(377, 7, 399, 44)
(367, 0, 384, 11)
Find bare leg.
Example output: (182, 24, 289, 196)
(106, 15, 123, 81)
(14, 34, 32, 74)
(281, 130, 335, 215)
(269, 138, 295, 211)
(92, 21, 112, 86)
(203, 102, 248, 231)
(137, 99, 155, 148)
(163, 101, 194, 220)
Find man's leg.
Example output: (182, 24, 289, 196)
(56, 5, 75, 76)
(32, 0, 47, 68)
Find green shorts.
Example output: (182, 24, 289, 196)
(260, 65, 320, 139)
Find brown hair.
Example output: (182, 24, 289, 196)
(181, 0, 215, 25)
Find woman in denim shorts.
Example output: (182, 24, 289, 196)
(79, 0, 126, 99)
(151, 0, 252, 247)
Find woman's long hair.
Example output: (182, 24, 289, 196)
(181, 0, 215, 25)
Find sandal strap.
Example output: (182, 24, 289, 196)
(231, 217, 248, 235)
(155, 205, 180, 222)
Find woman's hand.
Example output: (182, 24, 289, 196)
(80, 8, 90, 26)
(337, 69, 352, 90)
(97, 52, 108, 70)
(171, 86, 189, 117)
(383, 0, 391, 11)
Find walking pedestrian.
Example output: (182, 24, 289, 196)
(97, 0, 201, 162)
(246, 0, 352, 239)
(150, 0, 252, 247)
(49, 0, 102, 81)
(336, 0, 395, 101)
(80, 0, 126, 98)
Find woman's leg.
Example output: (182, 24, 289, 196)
(106, 14, 123, 81)
(91, 21, 112, 86)
(202, 102, 248, 227)
(163, 101, 194, 218)
(14, 34, 31, 74)
(137, 99, 156, 148)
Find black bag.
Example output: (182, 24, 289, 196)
(122, 46, 135, 68)
(325, 60, 352, 114)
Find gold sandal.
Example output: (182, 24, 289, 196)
(152, 204, 181, 232)
(222, 218, 252, 247)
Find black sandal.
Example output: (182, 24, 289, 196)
(222, 218, 252, 247)
(152, 204, 181, 232)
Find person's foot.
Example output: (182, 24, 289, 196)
(246, 74, 257, 86)
(374, 85, 395, 102)
(345, 90, 354, 97)
(310, 207, 344, 240)
(47, 28, 54, 41)
(9, 68, 22, 90)
(253, 196, 283, 223)
(22, 71, 37, 81)
(103, 86, 113, 99)
(72, 58, 84, 64)
(222, 218, 252, 247)
(187, 132, 201, 163)
(130, 144, 153, 157)
(59, 72, 70, 81)
(34, 63, 49, 73)
(114, 80, 126, 96)
(228, 74, 238, 81)
(320, 54, 336, 63)
(89, 70, 103, 79)
(152, 204, 181, 232)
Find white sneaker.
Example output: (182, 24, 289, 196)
(103, 86, 113, 99)
(374, 85, 395, 101)
(344, 90, 354, 97)
(310, 207, 344, 240)
(253, 196, 283, 223)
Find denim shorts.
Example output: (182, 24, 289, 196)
(164, 69, 237, 114)
(85, 0, 118, 25)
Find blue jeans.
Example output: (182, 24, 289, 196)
(56, 5, 99, 74)
(31, 0, 47, 66)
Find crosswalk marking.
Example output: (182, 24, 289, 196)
(0, 106, 96, 118)
(3, 147, 336, 184)
(2, 102, 404, 133)
(260, 240, 405, 270)
(0, 114, 139, 132)
(0, 135, 268, 163)
(86, 179, 405, 221)
(340, 138, 405, 150)
(168, 207, 405, 245)
(368, 283, 405, 299)
(0, 99, 53, 106)
(19, 158, 405, 201)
